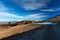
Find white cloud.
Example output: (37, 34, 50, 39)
(41, 9, 54, 12)
(0, 12, 23, 18)
(0, 12, 47, 21)
(0, 1, 48, 21)
(0, 12, 47, 19)
(12, 0, 50, 10)
(21, 0, 50, 10)
(26, 14, 47, 18)
(0, 18, 21, 22)
(41, 8, 60, 12)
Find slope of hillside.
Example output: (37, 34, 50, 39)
(0, 23, 41, 39)
(42, 15, 60, 23)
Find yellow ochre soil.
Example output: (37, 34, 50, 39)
(0, 24, 41, 39)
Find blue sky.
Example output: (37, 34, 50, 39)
(0, 0, 60, 22)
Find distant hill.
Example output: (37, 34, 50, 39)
(42, 15, 60, 23)
(0, 22, 18, 27)
(19, 20, 40, 24)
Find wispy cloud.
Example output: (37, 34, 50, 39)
(0, 12, 47, 19)
(0, 12, 24, 21)
(21, 0, 50, 10)
(12, 0, 50, 10)
(0, 1, 48, 21)
(0, 12, 23, 18)
(41, 8, 60, 12)
(26, 14, 47, 19)
(0, 12, 47, 21)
